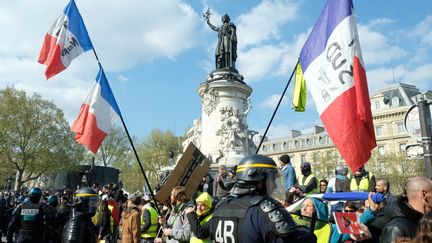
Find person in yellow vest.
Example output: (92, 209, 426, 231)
(140, 194, 159, 243)
(98, 194, 114, 243)
(348, 166, 376, 192)
(296, 162, 318, 195)
(185, 192, 213, 243)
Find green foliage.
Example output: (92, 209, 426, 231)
(312, 148, 425, 195)
(94, 126, 130, 167)
(366, 151, 424, 194)
(311, 149, 338, 180)
(0, 87, 84, 190)
(119, 129, 181, 192)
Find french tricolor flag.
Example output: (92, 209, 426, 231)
(38, 0, 93, 79)
(71, 68, 121, 154)
(298, 0, 376, 171)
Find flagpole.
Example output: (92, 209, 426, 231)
(255, 60, 299, 154)
(90, 47, 161, 214)
(118, 115, 161, 214)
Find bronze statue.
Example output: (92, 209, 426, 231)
(204, 10, 237, 70)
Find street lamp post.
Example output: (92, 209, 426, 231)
(417, 95, 432, 178)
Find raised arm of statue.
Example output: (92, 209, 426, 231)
(204, 9, 218, 31)
(206, 19, 218, 32)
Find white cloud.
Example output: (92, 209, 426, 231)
(265, 124, 293, 139)
(367, 18, 396, 27)
(236, 0, 300, 49)
(400, 64, 432, 90)
(0, 0, 202, 125)
(358, 24, 408, 66)
(277, 30, 310, 75)
(411, 15, 432, 40)
(238, 44, 285, 82)
(0, 0, 201, 71)
(409, 15, 432, 64)
(255, 123, 292, 140)
(367, 63, 432, 93)
(259, 94, 288, 109)
(117, 75, 129, 82)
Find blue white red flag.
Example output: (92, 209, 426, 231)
(297, 0, 376, 171)
(71, 68, 121, 154)
(38, 0, 93, 79)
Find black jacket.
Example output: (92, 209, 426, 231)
(62, 210, 97, 243)
(380, 196, 423, 243)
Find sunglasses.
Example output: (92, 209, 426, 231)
(344, 209, 355, 213)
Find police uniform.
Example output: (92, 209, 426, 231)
(7, 188, 44, 243)
(209, 155, 316, 243)
(62, 187, 98, 243)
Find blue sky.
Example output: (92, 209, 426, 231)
(1, 0, 431, 140)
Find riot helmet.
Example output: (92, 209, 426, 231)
(18, 195, 26, 203)
(300, 162, 312, 175)
(233, 154, 279, 195)
(335, 165, 348, 176)
(27, 187, 43, 203)
(73, 187, 99, 216)
(47, 195, 59, 207)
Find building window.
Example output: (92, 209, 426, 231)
(379, 161, 385, 172)
(375, 126, 383, 137)
(399, 143, 406, 152)
(313, 153, 319, 162)
(374, 101, 380, 110)
(392, 97, 400, 107)
(378, 146, 385, 156)
(301, 154, 306, 163)
(397, 123, 405, 134)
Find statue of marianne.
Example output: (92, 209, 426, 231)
(204, 10, 237, 70)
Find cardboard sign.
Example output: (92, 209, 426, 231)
(155, 143, 211, 205)
(333, 212, 360, 234)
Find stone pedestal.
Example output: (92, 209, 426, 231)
(197, 69, 256, 167)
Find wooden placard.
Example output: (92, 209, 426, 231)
(155, 143, 210, 205)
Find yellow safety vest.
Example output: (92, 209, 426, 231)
(350, 173, 373, 192)
(141, 204, 159, 239)
(292, 215, 331, 243)
(108, 205, 114, 234)
(314, 223, 331, 243)
(190, 213, 213, 243)
(298, 174, 318, 194)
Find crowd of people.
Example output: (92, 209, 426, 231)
(0, 153, 431, 243)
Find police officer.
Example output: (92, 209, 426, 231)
(7, 187, 44, 243)
(43, 195, 60, 243)
(209, 154, 316, 243)
(296, 162, 318, 195)
(62, 187, 99, 243)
